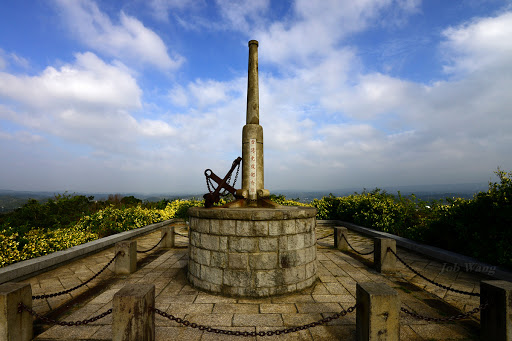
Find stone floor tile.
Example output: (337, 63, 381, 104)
(312, 294, 355, 304)
(323, 282, 350, 295)
(87, 288, 117, 304)
(409, 323, 479, 340)
(194, 293, 238, 304)
(318, 275, 337, 283)
(155, 326, 203, 341)
(400, 325, 425, 340)
(214, 303, 260, 314)
(46, 294, 73, 310)
(184, 313, 234, 326)
(308, 325, 356, 340)
(35, 325, 101, 340)
(311, 283, 329, 295)
(281, 313, 323, 326)
(296, 303, 342, 314)
(167, 302, 214, 314)
(61, 303, 106, 322)
(232, 313, 283, 327)
(179, 284, 200, 295)
(260, 303, 297, 314)
(237, 297, 273, 304)
(89, 325, 111, 340)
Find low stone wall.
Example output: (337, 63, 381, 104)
(188, 207, 318, 297)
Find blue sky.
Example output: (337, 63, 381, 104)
(1, 0, 511, 194)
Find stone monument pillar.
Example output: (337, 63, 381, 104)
(188, 40, 318, 297)
(239, 40, 270, 206)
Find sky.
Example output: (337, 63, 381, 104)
(0, 0, 511, 195)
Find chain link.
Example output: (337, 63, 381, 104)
(175, 231, 189, 238)
(342, 234, 375, 255)
(32, 252, 120, 300)
(387, 247, 480, 297)
(316, 233, 334, 241)
(401, 302, 487, 322)
(137, 233, 167, 253)
(19, 303, 112, 326)
(153, 305, 356, 336)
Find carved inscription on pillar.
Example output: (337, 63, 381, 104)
(249, 138, 257, 196)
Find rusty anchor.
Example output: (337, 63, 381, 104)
(203, 157, 242, 208)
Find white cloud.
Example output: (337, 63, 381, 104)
(0, 52, 141, 110)
(169, 78, 245, 108)
(149, 0, 197, 21)
(54, 0, 184, 70)
(0, 52, 183, 154)
(441, 11, 512, 74)
(215, 0, 270, 31)
(168, 85, 189, 107)
(255, 0, 420, 66)
(0, 49, 30, 70)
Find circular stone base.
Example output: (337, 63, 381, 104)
(187, 206, 318, 297)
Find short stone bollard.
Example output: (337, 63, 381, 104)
(480, 280, 512, 341)
(374, 238, 396, 273)
(115, 241, 137, 275)
(0, 282, 33, 341)
(335, 226, 349, 251)
(356, 282, 399, 341)
(113, 284, 155, 341)
(161, 225, 175, 248)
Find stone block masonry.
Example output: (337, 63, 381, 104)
(188, 207, 317, 297)
(0, 282, 32, 341)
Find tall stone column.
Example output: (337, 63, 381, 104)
(241, 40, 268, 204)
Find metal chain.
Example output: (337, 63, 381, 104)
(220, 161, 241, 197)
(137, 233, 167, 253)
(231, 161, 240, 188)
(175, 231, 189, 238)
(317, 233, 334, 241)
(153, 305, 356, 336)
(387, 247, 480, 297)
(342, 234, 375, 255)
(400, 302, 487, 322)
(206, 176, 216, 194)
(18, 303, 112, 326)
(32, 252, 121, 300)
(205, 161, 241, 196)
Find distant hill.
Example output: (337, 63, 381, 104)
(274, 182, 489, 202)
(0, 189, 204, 214)
(0, 190, 57, 213)
(0, 182, 489, 213)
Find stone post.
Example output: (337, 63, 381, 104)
(374, 238, 396, 273)
(113, 284, 155, 341)
(335, 227, 349, 251)
(246, 40, 259, 125)
(0, 282, 32, 341)
(115, 241, 137, 275)
(480, 280, 512, 341)
(356, 282, 399, 341)
(161, 225, 175, 248)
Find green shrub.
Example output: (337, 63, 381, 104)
(423, 169, 512, 267)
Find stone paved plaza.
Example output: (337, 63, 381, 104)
(17, 223, 494, 340)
